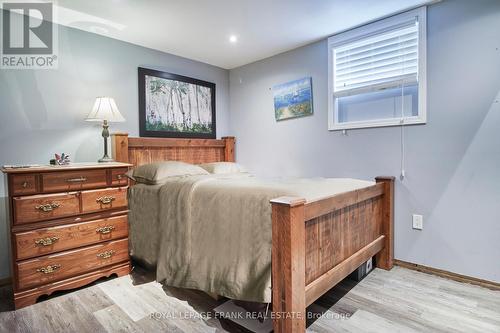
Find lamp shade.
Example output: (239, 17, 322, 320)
(86, 97, 125, 122)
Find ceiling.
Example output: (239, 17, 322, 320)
(51, 0, 431, 69)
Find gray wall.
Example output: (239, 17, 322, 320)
(229, 0, 500, 283)
(1, 0, 498, 284)
(0, 23, 230, 279)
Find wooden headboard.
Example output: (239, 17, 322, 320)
(110, 133, 235, 167)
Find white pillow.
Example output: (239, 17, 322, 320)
(198, 162, 247, 174)
(127, 161, 208, 184)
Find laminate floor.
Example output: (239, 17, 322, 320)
(0, 266, 498, 333)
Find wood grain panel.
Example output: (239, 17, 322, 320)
(11, 174, 38, 196)
(111, 133, 129, 164)
(305, 219, 319, 283)
(81, 187, 128, 214)
(128, 137, 226, 148)
(110, 168, 129, 186)
(13, 192, 80, 225)
(16, 238, 129, 290)
(1, 163, 131, 174)
(13, 262, 130, 309)
(375, 177, 395, 270)
(42, 169, 107, 192)
(305, 236, 385, 306)
(14, 215, 129, 260)
(304, 183, 384, 220)
(304, 196, 383, 285)
(271, 197, 306, 333)
(128, 146, 224, 166)
(111, 134, 234, 167)
(222, 136, 235, 162)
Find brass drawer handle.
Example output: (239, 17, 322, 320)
(66, 177, 87, 183)
(97, 250, 115, 259)
(37, 264, 61, 274)
(117, 174, 124, 180)
(22, 181, 30, 188)
(96, 226, 115, 234)
(34, 236, 59, 246)
(96, 196, 115, 205)
(35, 203, 60, 212)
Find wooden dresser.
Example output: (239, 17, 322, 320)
(1, 162, 132, 309)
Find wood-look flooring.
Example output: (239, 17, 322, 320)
(0, 266, 498, 333)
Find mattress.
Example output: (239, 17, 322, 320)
(128, 173, 375, 302)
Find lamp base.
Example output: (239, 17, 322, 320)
(98, 120, 114, 163)
(98, 155, 115, 163)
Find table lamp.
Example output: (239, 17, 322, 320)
(86, 97, 125, 162)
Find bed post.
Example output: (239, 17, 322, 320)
(270, 196, 307, 333)
(111, 133, 129, 163)
(222, 136, 235, 162)
(375, 176, 395, 270)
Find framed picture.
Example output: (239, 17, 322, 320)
(272, 77, 313, 121)
(138, 67, 216, 138)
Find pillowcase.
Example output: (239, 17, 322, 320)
(198, 162, 247, 174)
(127, 161, 208, 185)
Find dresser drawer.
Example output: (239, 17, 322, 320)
(42, 169, 107, 192)
(81, 187, 128, 213)
(11, 174, 38, 196)
(13, 193, 80, 225)
(14, 215, 129, 260)
(111, 168, 129, 186)
(16, 238, 129, 290)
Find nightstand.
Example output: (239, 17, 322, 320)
(1, 162, 132, 309)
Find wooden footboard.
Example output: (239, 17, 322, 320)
(271, 176, 394, 332)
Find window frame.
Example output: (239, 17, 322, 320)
(328, 7, 427, 131)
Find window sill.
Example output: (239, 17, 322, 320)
(328, 117, 426, 131)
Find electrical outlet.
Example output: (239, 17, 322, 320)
(412, 214, 423, 230)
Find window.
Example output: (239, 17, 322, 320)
(328, 7, 427, 130)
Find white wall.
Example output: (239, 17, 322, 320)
(0, 23, 230, 279)
(229, 0, 500, 282)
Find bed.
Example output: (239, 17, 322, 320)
(111, 133, 394, 333)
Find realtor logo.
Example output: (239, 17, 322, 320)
(1, 2, 58, 69)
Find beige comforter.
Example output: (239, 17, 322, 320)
(129, 173, 374, 303)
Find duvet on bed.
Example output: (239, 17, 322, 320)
(128, 173, 374, 303)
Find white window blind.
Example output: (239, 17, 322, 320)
(333, 20, 419, 97)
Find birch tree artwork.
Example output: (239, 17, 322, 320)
(145, 75, 213, 134)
